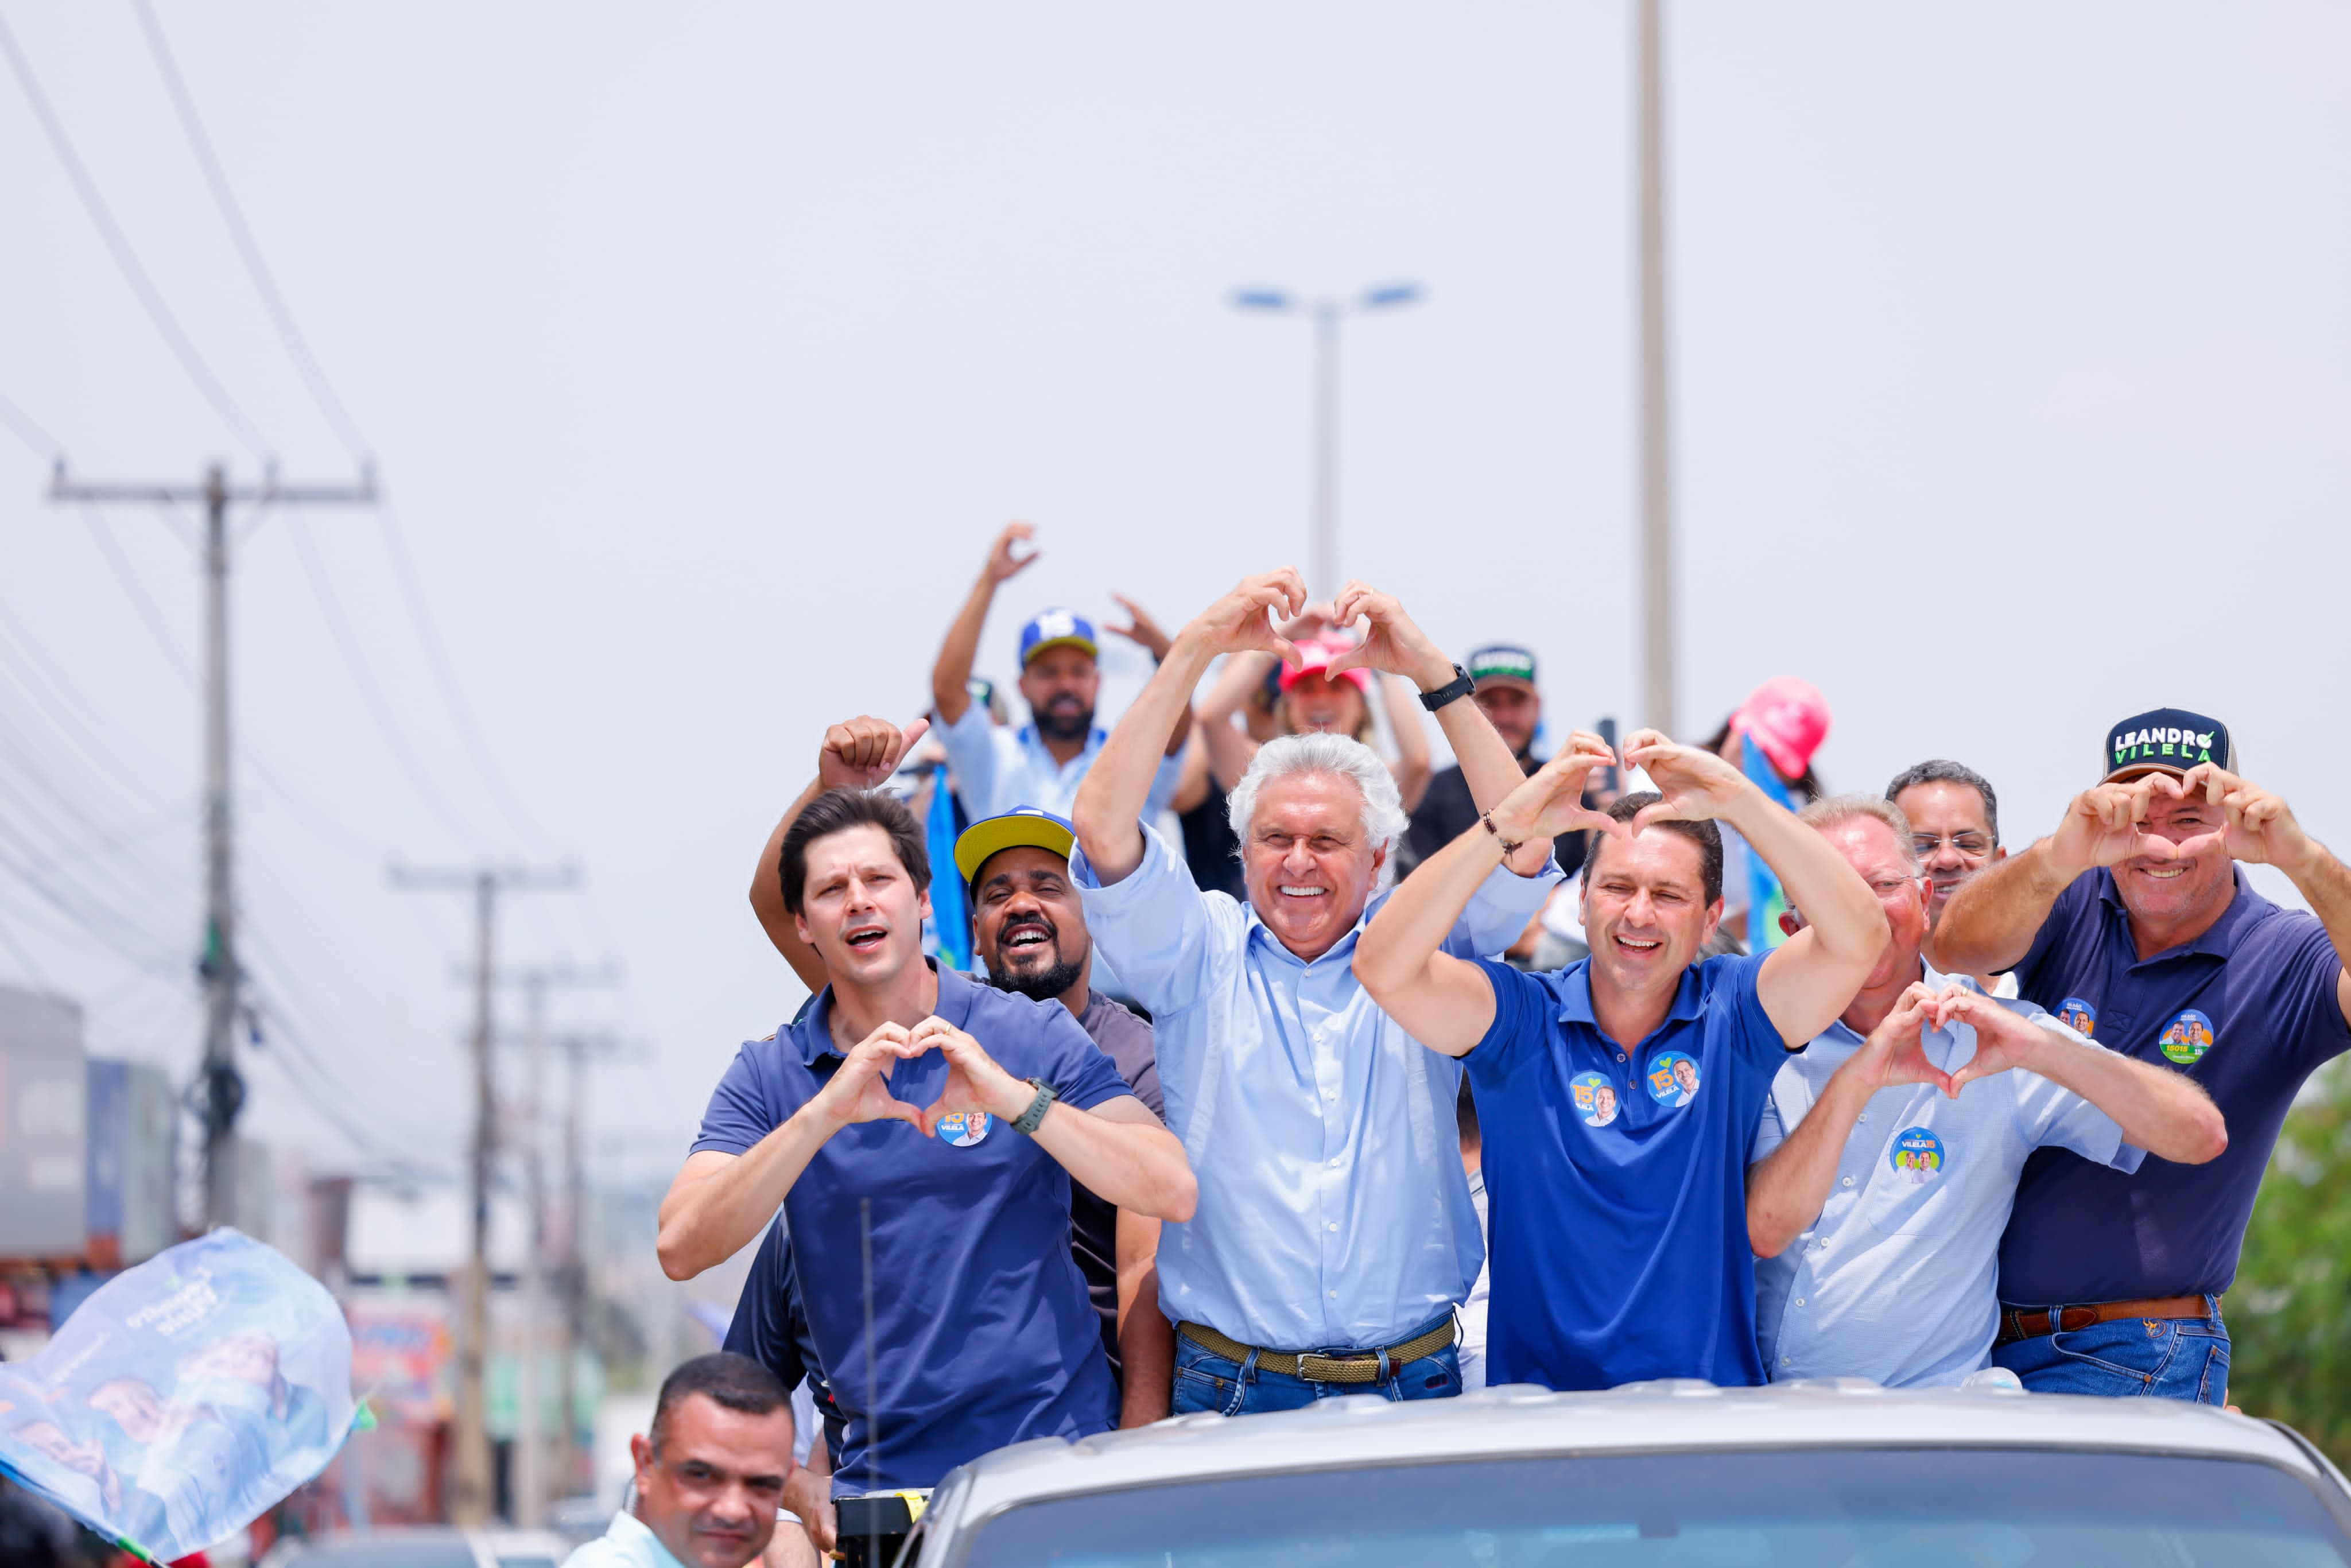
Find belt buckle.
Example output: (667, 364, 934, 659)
(1299, 1350, 1370, 1384)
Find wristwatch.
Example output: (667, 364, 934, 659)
(1012, 1077, 1060, 1135)
(1418, 663, 1476, 713)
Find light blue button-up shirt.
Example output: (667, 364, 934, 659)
(1073, 822, 1560, 1352)
(939, 702, 1184, 821)
(562, 1509, 689, 1568)
(1751, 966, 2144, 1388)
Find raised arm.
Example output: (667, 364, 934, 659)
(1356, 742, 1619, 1054)
(931, 522, 1037, 724)
(1747, 985, 1948, 1256)
(1193, 651, 1272, 791)
(657, 1027, 925, 1279)
(1936, 776, 2178, 976)
(1620, 731, 1887, 1046)
(1073, 570, 1306, 885)
(749, 715, 929, 993)
(1933, 987, 2227, 1164)
(1377, 673, 1433, 810)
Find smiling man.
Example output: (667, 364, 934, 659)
(1072, 569, 1560, 1415)
(1937, 708, 2351, 1402)
(659, 786, 1194, 1493)
(565, 1353, 793, 1568)
(1353, 731, 1890, 1392)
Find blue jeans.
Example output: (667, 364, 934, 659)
(1990, 1295, 2229, 1405)
(1171, 1313, 1463, 1417)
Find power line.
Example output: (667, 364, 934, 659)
(128, 0, 369, 462)
(0, 388, 61, 461)
(0, 6, 270, 461)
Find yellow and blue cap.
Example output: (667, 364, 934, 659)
(953, 808, 1078, 884)
(1018, 609, 1097, 666)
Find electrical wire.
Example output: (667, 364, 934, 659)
(0, 387, 61, 461)
(128, 0, 369, 463)
(284, 503, 491, 849)
(0, 5, 270, 461)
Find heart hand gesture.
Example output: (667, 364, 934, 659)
(811, 1023, 925, 1129)
(907, 1016, 1034, 1137)
(1853, 982, 1956, 1096)
(1620, 728, 1752, 827)
(1182, 569, 1309, 667)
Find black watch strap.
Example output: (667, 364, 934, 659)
(1012, 1077, 1060, 1135)
(1418, 663, 1476, 713)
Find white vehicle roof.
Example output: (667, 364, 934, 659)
(933, 1379, 2340, 1531)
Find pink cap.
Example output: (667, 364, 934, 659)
(1278, 636, 1374, 696)
(1733, 676, 1831, 780)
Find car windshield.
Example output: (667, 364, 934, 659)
(952, 1448, 2351, 1568)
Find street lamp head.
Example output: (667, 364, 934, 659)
(1231, 288, 1297, 312)
(1360, 282, 1423, 310)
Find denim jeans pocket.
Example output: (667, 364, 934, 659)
(2049, 1318, 2182, 1388)
(1170, 1363, 1233, 1414)
(1402, 1346, 1464, 1400)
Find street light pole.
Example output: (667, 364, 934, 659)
(1233, 283, 1422, 598)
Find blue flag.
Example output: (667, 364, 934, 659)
(927, 774, 972, 971)
(1742, 733, 1797, 950)
(0, 1229, 356, 1563)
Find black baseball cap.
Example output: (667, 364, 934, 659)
(1467, 645, 1538, 692)
(2102, 707, 2235, 784)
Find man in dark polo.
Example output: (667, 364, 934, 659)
(1403, 645, 1604, 884)
(1938, 707, 2351, 1403)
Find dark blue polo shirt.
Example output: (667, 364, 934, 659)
(1467, 952, 1791, 1391)
(723, 1221, 847, 1465)
(692, 963, 1132, 1493)
(1998, 867, 2351, 1306)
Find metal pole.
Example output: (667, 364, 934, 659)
(453, 871, 496, 1527)
(1312, 303, 1341, 598)
(1636, 0, 1678, 738)
(560, 1038, 585, 1499)
(199, 463, 240, 1231)
(514, 976, 548, 1527)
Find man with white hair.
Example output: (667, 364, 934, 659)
(1072, 569, 1559, 1416)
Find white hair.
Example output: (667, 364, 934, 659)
(1226, 732, 1407, 857)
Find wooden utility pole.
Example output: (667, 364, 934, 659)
(48, 462, 375, 1230)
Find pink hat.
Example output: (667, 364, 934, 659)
(1279, 636, 1374, 696)
(1733, 676, 1831, 780)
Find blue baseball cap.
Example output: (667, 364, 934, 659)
(1018, 609, 1097, 667)
(954, 808, 1078, 884)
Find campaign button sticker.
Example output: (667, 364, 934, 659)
(1569, 1071, 1621, 1128)
(935, 1111, 992, 1147)
(1647, 1050, 1700, 1108)
(2055, 998, 2098, 1038)
(2159, 1010, 2215, 1066)
(1890, 1127, 1946, 1183)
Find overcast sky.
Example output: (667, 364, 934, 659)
(2, 2, 2346, 1194)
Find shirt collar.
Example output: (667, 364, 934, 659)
(792, 960, 971, 1063)
(1239, 884, 1380, 968)
(1552, 956, 1709, 1028)
(607, 1509, 690, 1568)
(1016, 725, 1109, 763)
(2094, 864, 2267, 962)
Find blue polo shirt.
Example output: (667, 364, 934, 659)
(1465, 951, 1792, 1391)
(1999, 867, 2351, 1306)
(690, 964, 1132, 1493)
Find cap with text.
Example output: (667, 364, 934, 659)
(1018, 610, 1097, 667)
(955, 808, 1078, 884)
(1467, 644, 1539, 692)
(2102, 708, 2234, 783)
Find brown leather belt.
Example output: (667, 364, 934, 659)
(1995, 1295, 2214, 1347)
(1177, 1318, 1457, 1385)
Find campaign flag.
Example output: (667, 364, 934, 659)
(0, 1229, 356, 1563)
(926, 774, 972, 971)
(1743, 733, 1797, 950)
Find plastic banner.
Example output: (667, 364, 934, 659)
(0, 1228, 356, 1562)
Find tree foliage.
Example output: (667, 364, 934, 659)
(2230, 1059, 2351, 1466)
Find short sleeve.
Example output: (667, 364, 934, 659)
(1999, 999, 2140, 1173)
(936, 700, 1007, 819)
(2011, 871, 2100, 1010)
(1073, 822, 1237, 1018)
(691, 1042, 783, 1156)
(725, 1221, 810, 1393)
(1033, 1002, 1136, 1113)
(2267, 912, 2351, 1076)
(1749, 1078, 1791, 1166)
(1710, 952, 1790, 1069)
(1461, 958, 1559, 1087)
(1448, 856, 1566, 960)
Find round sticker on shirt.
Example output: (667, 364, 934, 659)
(1646, 1051, 1700, 1108)
(2055, 998, 2098, 1038)
(1569, 1071, 1621, 1128)
(934, 1111, 992, 1147)
(2160, 1010, 2215, 1066)
(1890, 1126, 1946, 1184)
